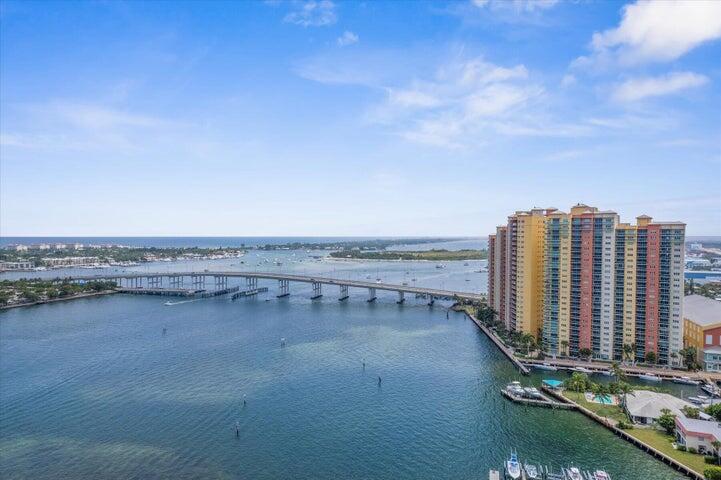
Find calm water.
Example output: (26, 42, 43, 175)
(0, 252, 686, 479)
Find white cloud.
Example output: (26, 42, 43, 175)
(337, 31, 358, 47)
(561, 74, 576, 87)
(575, 0, 721, 68)
(612, 71, 709, 102)
(284, 1, 336, 27)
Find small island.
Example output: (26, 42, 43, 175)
(329, 249, 487, 261)
(0, 278, 118, 308)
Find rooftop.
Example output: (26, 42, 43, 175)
(676, 416, 721, 440)
(685, 295, 721, 327)
(625, 390, 694, 420)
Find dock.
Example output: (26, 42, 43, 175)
(466, 312, 530, 375)
(501, 388, 576, 410)
(231, 287, 268, 300)
(117, 287, 202, 297)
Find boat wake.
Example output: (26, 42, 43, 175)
(163, 299, 200, 306)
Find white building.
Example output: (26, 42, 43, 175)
(0, 261, 33, 271)
(624, 390, 694, 425)
(675, 416, 721, 454)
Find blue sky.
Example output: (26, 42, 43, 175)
(1, 0, 720, 236)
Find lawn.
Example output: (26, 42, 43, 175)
(563, 391, 629, 424)
(626, 428, 707, 475)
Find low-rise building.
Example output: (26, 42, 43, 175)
(675, 416, 721, 454)
(683, 295, 721, 371)
(0, 261, 34, 271)
(42, 256, 100, 267)
(624, 390, 694, 425)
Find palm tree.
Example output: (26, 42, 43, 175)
(617, 381, 634, 411)
(622, 343, 635, 365)
(611, 361, 626, 381)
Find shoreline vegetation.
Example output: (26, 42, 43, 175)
(0, 279, 117, 308)
(1, 238, 474, 271)
(329, 249, 486, 261)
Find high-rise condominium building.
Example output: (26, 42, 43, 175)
(487, 204, 685, 365)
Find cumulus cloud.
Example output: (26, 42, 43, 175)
(612, 71, 709, 102)
(284, 1, 336, 27)
(337, 31, 358, 47)
(574, 0, 721, 68)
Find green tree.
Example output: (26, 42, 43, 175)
(656, 408, 676, 435)
(579, 347, 593, 361)
(611, 361, 626, 381)
(645, 351, 657, 364)
(681, 406, 700, 419)
(564, 372, 591, 393)
(706, 404, 721, 422)
(622, 343, 635, 364)
(617, 381, 634, 409)
(560, 340, 569, 357)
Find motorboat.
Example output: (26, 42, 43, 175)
(598, 370, 613, 376)
(435, 264, 445, 269)
(523, 464, 541, 479)
(505, 451, 522, 480)
(463, 262, 469, 266)
(673, 376, 701, 385)
(593, 470, 611, 480)
(639, 374, 662, 382)
(565, 467, 583, 480)
(534, 363, 558, 371)
(523, 387, 543, 399)
(688, 396, 705, 405)
(702, 384, 721, 397)
(506, 381, 525, 397)
(572, 367, 593, 374)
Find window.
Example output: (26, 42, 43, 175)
(707, 334, 713, 345)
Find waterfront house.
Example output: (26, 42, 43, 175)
(624, 390, 694, 425)
(682, 295, 721, 371)
(675, 416, 721, 454)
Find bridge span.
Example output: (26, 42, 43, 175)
(63, 271, 486, 304)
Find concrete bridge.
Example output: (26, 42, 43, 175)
(62, 271, 486, 305)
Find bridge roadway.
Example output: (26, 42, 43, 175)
(64, 271, 486, 303)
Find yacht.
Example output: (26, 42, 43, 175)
(639, 374, 662, 382)
(593, 470, 611, 480)
(505, 451, 522, 480)
(673, 376, 701, 385)
(565, 467, 583, 480)
(572, 367, 593, 374)
(435, 264, 445, 269)
(702, 384, 721, 397)
(523, 464, 541, 479)
(534, 363, 558, 371)
(506, 381, 525, 397)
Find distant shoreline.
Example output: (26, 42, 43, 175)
(0, 290, 117, 311)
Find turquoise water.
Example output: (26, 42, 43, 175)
(0, 253, 686, 479)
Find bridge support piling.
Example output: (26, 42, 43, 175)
(428, 295, 435, 306)
(245, 277, 258, 291)
(397, 291, 405, 304)
(169, 275, 183, 288)
(367, 288, 377, 303)
(277, 279, 290, 297)
(192, 275, 205, 290)
(310, 282, 322, 300)
(338, 284, 349, 301)
(214, 275, 228, 291)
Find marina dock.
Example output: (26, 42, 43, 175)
(501, 388, 576, 410)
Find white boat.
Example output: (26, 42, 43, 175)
(639, 374, 662, 382)
(593, 470, 611, 480)
(599, 370, 613, 376)
(506, 381, 525, 397)
(702, 384, 720, 397)
(435, 264, 445, 269)
(673, 376, 700, 385)
(688, 396, 705, 405)
(523, 387, 543, 399)
(164, 301, 173, 306)
(534, 363, 558, 371)
(506, 452, 522, 480)
(565, 467, 583, 480)
(524, 464, 541, 479)
(572, 367, 593, 374)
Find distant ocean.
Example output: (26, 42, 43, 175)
(0, 236, 483, 249)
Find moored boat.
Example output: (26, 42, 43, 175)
(638, 374, 661, 382)
(572, 367, 593, 374)
(523, 387, 543, 399)
(505, 451, 522, 480)
(523, 463, 541, 479)
(534, 362, 558, 371)
(565, 466, 583, 480)
(702, 384, 721, 397)
(673, 376, 700, 385)
(593, 470, 611, 480)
